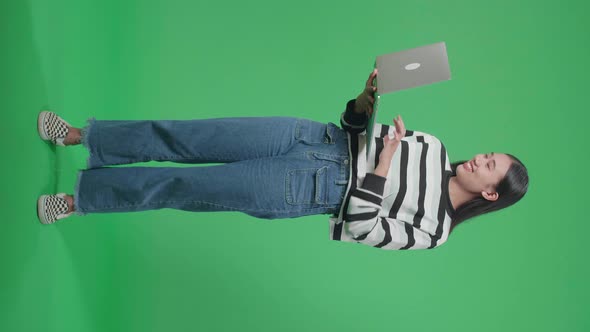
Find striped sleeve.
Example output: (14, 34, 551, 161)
(343, 173, 443, 250)
(340, 98, 367, 134)
(348, 216, 442, 250)
(343, 173, 386, 240)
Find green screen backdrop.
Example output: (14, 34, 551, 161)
(2, 0, 587, 331)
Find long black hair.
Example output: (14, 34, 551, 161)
(448, 154, 529, 234)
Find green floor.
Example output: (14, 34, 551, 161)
(2, 0, 588, 331)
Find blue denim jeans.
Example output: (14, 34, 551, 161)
(73, 116, 350, 219)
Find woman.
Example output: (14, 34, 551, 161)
(36, 69, 529, 250)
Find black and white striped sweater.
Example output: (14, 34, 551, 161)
(330, 99, 456, 250)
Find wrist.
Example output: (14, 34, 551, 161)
(353, 99, 363, 114)
(374, 162, 390, 177)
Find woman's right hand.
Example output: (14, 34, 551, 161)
(354, 69, 378, 117)
(378, 115, 406, 166)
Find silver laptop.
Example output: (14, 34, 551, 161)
(366, 41, 452, 159)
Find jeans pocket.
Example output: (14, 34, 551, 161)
(285, 166, 328, 205)
(295, 118, 332, 145)
(307, 151, 346, 163)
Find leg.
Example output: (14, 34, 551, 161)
(79, 116, 335, 168)
(63, 127, 82, 146)
(72, 153, 349, 219)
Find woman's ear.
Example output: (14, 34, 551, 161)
(481, 191, 499, 202)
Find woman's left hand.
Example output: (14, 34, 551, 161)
(378, 115, 406, 166)
(354, 69, 378, 117)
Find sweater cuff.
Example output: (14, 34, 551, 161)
(361, 173, 387, 196)
(343, 99, 367, 125)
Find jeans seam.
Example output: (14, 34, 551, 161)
(295, 119, 301, 140)
(152, 156, 225, 162)
(78, 199, 336, 214)
(110, 156, 237, 164)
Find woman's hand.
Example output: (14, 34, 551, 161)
(378, 115, 406, 167)
(354, 69, 378, 117)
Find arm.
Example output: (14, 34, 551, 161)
(343, 173, 386, 241)
(343, 173, 443, 250)
(339, 70, 378, 134)
(340, 98, 368, 134)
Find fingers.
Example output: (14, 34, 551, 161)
(383, 118, 404, 146)
(359, 88, 375, 104)
(393, 115, 405, 133)
(397, 115, 405, 131)
(361, 69, 378, 99)
(365, 85, 376, 95)
(392, 115, 406, 140)
(366, 69, 378, 86)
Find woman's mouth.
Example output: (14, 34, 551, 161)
(463, 161, 473, 172)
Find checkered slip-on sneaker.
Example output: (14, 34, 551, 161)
(37, 111, 72, 146)
(37, 193, 74, 224)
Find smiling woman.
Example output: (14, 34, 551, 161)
(35, 69, 529, 251)
(333, 99, 529, 249)
(448, 152, 528, 234)
(328, 70, 529, 250)
(452, 152, 510, 206)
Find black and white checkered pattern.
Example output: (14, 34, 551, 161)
(38, 111, 71, 146)
(37, 193, 73, 224)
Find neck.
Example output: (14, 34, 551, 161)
(448, 175, 474, 211)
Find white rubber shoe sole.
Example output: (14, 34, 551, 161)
(37, 193, 74, 224)
(38, 111, 72, 146)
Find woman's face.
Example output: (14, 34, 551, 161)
(456, 152, 513, 200)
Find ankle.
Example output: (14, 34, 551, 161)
(64, 127, 81, 146)
(64, 194, 75, 213)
